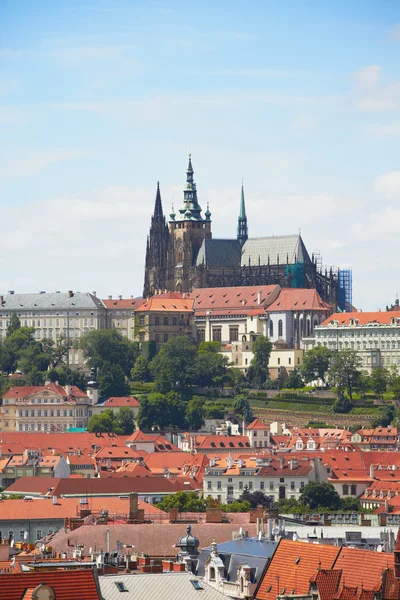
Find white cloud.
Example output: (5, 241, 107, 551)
(0, 149, 89, 178)
(352, 206, 400, 241)
(353, 65, 381, 88)
(372, 171, 400, 200)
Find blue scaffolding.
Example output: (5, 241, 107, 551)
(338, 269, 353, 312)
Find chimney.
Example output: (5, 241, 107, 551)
(108, 295, 112, 300)
(257, 290, 262, 305)
(129, 493, 138, 520)
(106, 528, 110, 554)
(92, 291, 97, 297)
(68, 290, 73, 298)
(370, 464, 375, 479)
(52, 495, 58, 505)
(118, 295, 122, 300)
(8, 290, 14, 295)
(65, 384, 71, 397)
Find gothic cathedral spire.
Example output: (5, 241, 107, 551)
(237, 180, 248, 245)
(143, 181, 171, 297)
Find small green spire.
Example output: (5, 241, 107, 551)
(237, 179, 248, 245)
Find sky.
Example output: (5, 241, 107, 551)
(1, 0, 400, 310)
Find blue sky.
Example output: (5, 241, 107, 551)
(1, 0, 400, 309)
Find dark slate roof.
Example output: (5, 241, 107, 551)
(202, 538, 277, 558)
(241, 235, 311, 267)
(196, 239, 242, 268)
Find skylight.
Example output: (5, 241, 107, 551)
(115, 581, 129, 592)
(191, 580, 203, 590)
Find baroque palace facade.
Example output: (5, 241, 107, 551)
(143, 157, 338, 307)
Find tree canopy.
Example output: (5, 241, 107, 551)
(247, 336, 272, 385)
(328, 350, 362, 400)
(301, 346, 331, 384)
(97, 362, 130, 398)
(299, 481, 341, 510)
(87, 407, 135, 435)
(79, 329, 139, 376)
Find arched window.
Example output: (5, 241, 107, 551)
(306, 320, 311, 337)
(278, 319, 283, 337)
(269, 320, 273, 338)
(242, 335, 247, 342)
(209, 567, 216, 581)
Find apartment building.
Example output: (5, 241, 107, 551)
(303, 311, 400, 373)
(103, 296, 144, 339)
(0, 291, 106, 367)
(133, 294, 194, 348)
(0, 383, 92, 432)
(204, 455, 328, 504)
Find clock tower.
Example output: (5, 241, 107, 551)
(168, 156, 212, 292)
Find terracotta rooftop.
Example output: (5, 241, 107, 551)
(137, 297, 194, 312)
(246, 418, 268, 430)
(102, 298, 145, 309)
(322, 311, 400, 326)
(190, 285, 280, 311)
(103, 396, 140, 407)
(0, 568, 100, 600)
(267, 288, 331, 312)
(255, 539, 340, 599)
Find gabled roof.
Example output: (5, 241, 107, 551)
(255, 539, 340, 599)
(332, 547, 394, 591)
(196, 238, 242, 268)
(246, 418, 268, 430)
(3, 383, 87, 400)
(267, 288, 331, 312)
(0, 291, 104, 312)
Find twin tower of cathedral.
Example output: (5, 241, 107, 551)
(143, 156, 338, 307)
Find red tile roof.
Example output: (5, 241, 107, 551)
(137, 297, 194, 312)
(195, 435, 251, 449)
(190, 285, 280, 311)
(102, 298, 145, 309)
(2, 383, 87, 400)
(246, 418, 268, 430)
(255, 539, 340, 599)
(0, 568, 100, 600)
(0, 432, 130, 455)
(332, 547, 394, 591)
(103, 396, 140, 407)
(322, 311, 400, 326)
(267, 287, 331, 312)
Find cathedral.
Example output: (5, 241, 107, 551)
(143, 157, 339, 308)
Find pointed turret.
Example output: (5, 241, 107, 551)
(237, 180, 248, 245)
(143, 181, 171, 297)
(177, 154, 204, 221)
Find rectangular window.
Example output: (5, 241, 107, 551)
(207, 481, 212, 490)
(260, 481, 265, 489)
(230, 328, 238, 342)
(155, 333, 160, 342)
(342, 484, 349, 495)
(164, 317, 168, 325)
(290, 481, 295, 490)
(269, 482, 274, 490)
(217, 481, 222, 490)
(172, 317, 177, 325)
(155, 317, 160, 326)
(36, 530, 42, 540)
(212, 328, 222, 342)
(248, 482, 253, 490)
(164, 333, 168, 342)
(239, 481, 243, 490)
(351, 484, 357, 495)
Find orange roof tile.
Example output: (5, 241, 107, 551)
(255, 539, 340, 599)
(103, 396, 140, 407)
(246, 418, 268, 430)
(322, 311, 400, 326)
(332, 547, 394, 591)
(267, 287, 331, 312)
(0, 568, 100, 600)
(102, 298, 144, 309)
(190, 285, 280, 311)
(138, 297, 194, 312)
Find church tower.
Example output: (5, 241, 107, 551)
(237, 181, 248, 245)
(168, 156, 212, 292)
(143, 182, 171, 297)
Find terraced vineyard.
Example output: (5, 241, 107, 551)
(253, 405, 377, 428)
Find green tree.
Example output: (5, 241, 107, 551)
(195, 350, 229, 387)
(149, 336, 197, 393)
(283, 368, 304, 389)
(98, 362, 130, 398)
(42, 335, 71, 369)
(7, 313, 21, 337)
(234, 395, 253, 422)
(238, 489, 271, 508)
(131, 354, 152, 383)
(185, 397, 205, 430)
(156, 491, 206, 512)
(301, 346, 331, 384)
(354, 371, 371, 399)
(79, 329, 139, 376)
(114, 406, 136, 435)
(299, 482, 341, 510)
(372, 405, 395, 428)
(87, 409, 117, 433)
(339, 497, 361, 512)
(247, 336, 272, 385)
(328, 350, 362, 401)
(46, 367, 87, 390)
(370, 367, 388, 398)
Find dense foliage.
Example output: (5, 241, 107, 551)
(87, 407, 135, 434)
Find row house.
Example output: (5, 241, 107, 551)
(203, 455, 328, 504)
(0, 383, 93, 432)
(303, 310, 400, 373)
(351, 427, 398, 451)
